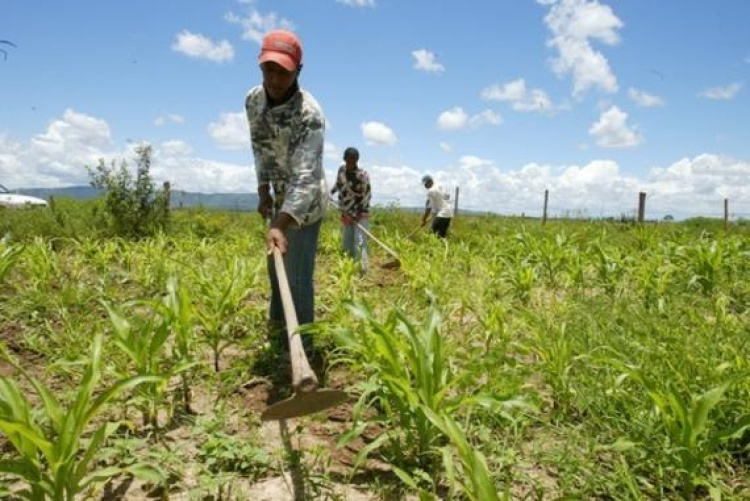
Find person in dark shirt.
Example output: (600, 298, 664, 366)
(331, 147, 371, 273)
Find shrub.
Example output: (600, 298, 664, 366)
(87, 144, 169, 238)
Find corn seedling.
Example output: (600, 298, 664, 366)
(0, 334, 164, 500)
(617, 365, 750, 497)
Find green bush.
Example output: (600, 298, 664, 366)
(87, 144, 169, 238)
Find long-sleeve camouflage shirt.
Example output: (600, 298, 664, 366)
(245, 84, 328, 226)
(331, 164, 371, 216)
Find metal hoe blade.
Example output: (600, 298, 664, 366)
(261, 246, 348, 421)
(261, 388, 348, 421)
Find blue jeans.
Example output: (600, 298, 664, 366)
(342, 220, 369, 273)
(268, 219, 322, 339)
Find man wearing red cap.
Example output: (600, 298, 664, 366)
(245, 30, 328, 351)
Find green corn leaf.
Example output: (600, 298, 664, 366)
(690, 384, 729, 445)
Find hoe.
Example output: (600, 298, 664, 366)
(330, 202, 402, 269)
(261, 246, 348, 421)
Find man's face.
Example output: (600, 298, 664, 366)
(344, 155, 358, 170)
(261, 61, 298, 101)
(424, 180, 433, 189)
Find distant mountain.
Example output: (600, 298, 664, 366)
(17, 186, 260, 211)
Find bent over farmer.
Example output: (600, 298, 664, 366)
(245, 29, 327, 352)
(420, 174, 453, 238)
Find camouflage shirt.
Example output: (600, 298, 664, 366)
(331, 164, 371, 216)
(245, 84, 328, 226)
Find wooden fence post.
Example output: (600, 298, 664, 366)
(724, 198, 729, 231)
(542, 189, 549, 226)
(453, 187, 459, 217)
(637, 191, 646, 223)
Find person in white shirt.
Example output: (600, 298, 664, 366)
(420, 175, 453, 238)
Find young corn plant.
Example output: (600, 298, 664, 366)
(616, 365, 750, 498)
(155, 276, 199, 414)
(505, 258, 536, 305)
(0, 242, 24, 283)
(104, 284, 198, 429)
(0, 334, 164, 500)
(335, 300, 456, 472)
(194, 258, 255, 372)
(421, 407, 502, 501)
(685, 238, 724, 295)
(592, 241, 625, 296)
(334, 297, 511, 496)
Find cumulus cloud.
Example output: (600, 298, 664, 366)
(6, 111, 748, 219)
(437, 107, 468, 130)
(171, 30, 234, 62)
(437, 107, 502, 130)
(362, 121, 397, 146)
(541, 0, 622, 98)
(699, 82, 744, 100)
(469, 109, 502, 127)
(628, 87, 665, 107)
(589, 105, 643, 148)
(362, 154, 750, 219)
(481, 79, 555, 112)
(208, 112, 249, 150)
(412, 49, 445, 73)
(154, 114, 185, 127)
(159, 140, 193, 157)
(0, 109, 253, 193)
(324, 142, 341, 162)
(225, 8, 294, 44)
(439, 142, 452, 152)
(336, 0, 376, 7)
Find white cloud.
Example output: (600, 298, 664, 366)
(437, 107, 501, 130)
(437, 107, 468, 130)
(3, 110, 748, 218)
(336, 0, 376, 7)
(412, 49, 445, 73)
(208, 112, 249, 150)
(469, 109, 502, 127)
(628, 87, 665, 107)
(699, 82, 744, 100)
(154, 114, 185, 127)
(171, 30, 234, 62)
(159, 140, 193, 157)
(362, 121, 397, 146)
(481, 79, 555, 112)
(589, 105, 643, 148)
(324, 141, 341, 162)
(541, 0, 622, 98)
(439, 142, 452, 152)
(0, 109, 255, 193)
(363, 154, 750, 219)
(225, 8, 294, 44)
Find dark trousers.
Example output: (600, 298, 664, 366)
(267, 219, 322, 351)
(431, 217, 451, 238)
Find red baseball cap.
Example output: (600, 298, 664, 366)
(258, 30, 302, 71)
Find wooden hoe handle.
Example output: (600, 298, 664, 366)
(272, 246, 318, 393)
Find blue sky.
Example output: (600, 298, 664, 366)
(1, 0, 748, 218)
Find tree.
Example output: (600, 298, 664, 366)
(87, 144, 170, 238)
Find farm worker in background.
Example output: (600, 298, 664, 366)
(245, 29, 327, 352)
(330, 147, 371, 273)
(420, 175, 453, 238)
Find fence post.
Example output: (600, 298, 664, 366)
(453, 187, 459, 217)
(637, 191, 646, 223)
(724, 198, 729, 231)
(542, 189, 549, 226)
